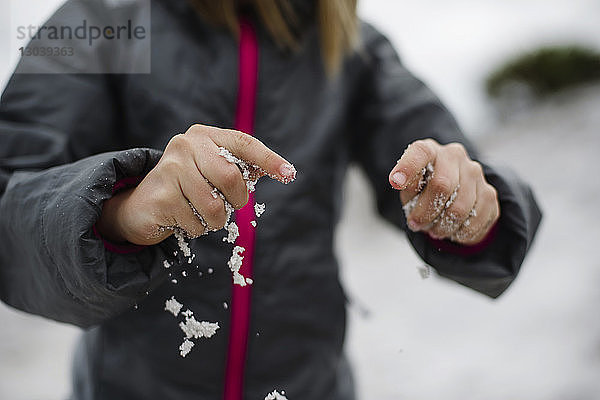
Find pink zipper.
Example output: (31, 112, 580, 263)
(223, 18, 259, 400)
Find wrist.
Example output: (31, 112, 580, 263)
(96, 188, 134, 244)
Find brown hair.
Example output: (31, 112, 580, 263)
(189, 0, 359, 75)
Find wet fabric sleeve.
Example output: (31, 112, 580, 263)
(0, 2, 177, 328)
(351, 24, 542, 298)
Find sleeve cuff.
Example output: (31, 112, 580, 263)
(425, 221, 499, 256)
(93, 176, 146, 254)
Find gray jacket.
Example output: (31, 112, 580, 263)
(0, 0, 541, 399)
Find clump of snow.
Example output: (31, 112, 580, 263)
(218, 146, 240, 164)
(179, 316, 220, 340)
(223, 222, 239, 243)
(165, 297, 220, 358)
(163, 260, 171, 269)
(417, 264, 432, 279)
(228, 246, 251, 287)
(245, 176, 258, 193)
(264, 390, 288, 400)
(417, 162, 434, 191)
(445, 184, 459, 209)
(179, 339, 194, 358)
(402, 163, 434, 217)
(438, 211, 459, 232)
(250, 220, 257, 228)
(254, 203, 266, 218)
(432, 192, 446, 215)
(222, 197, 235, 225)
(402, 193, 420, 216)
(165, 296, 183, 317)
(173, 229, 196, 265)
(218, 146, 260, 193)
(280, 163, 297, 183)
(174, 230, 192, 258)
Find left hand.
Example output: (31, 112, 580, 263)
(388, 139, 500, 245)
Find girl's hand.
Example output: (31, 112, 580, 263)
(96, 124, 296, 245)
(388, 139, 500, 245)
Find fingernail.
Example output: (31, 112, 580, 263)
(280, 163, 297, 180)
(408, 219, 419, 231)
(392, 172, 406, 187)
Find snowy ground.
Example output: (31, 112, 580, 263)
(2, 1, 600, 399)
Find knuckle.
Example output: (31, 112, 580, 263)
(413, 140, 436, 160)
(482, 184, 498, 202)
(429, 222, 447, 236)
(187, 124, 208, 136)
(230, 185, 250, 210)
(221, 165, 242, 191)
(447, 201, 471, 220)
(166, 133, 188, 151)
(205, 198, 225, 217)
(410, 206, 432, 226)
(263, 151, 277, 168)
(431, 176, 453, 195)
(453, 225, 475, 243)
(214, 211, 228, 229)
(154, 186, 177, 210)
(238, 191, 250, 209)
(422, 138, 438, 147)
(469, 160, 484, 176)
(234, 130, 254, 149)
(410, 211, 427, 226)
(446, 142, 467, 157)
(158, 157, 184, 176)
(187, 223, 206, 239)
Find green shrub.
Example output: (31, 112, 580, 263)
(486, 46, 600, 98)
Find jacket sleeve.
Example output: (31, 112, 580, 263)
(350, 23, 542, 298)
(0, 2, 177, 328)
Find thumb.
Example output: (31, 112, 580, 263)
(389, 139, 438, 191)
(209, 127, 297, 184)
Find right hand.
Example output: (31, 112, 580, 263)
(96, 124, 296, 245)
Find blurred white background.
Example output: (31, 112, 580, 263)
(1, 1, 600, 399)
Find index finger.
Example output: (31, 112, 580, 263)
(209, 126, 296, 184)
(389, 139, 439, 191)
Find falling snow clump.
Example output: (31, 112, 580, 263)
(264, 390, 288, 400)
(159, 146, 296, 357)
(223, 221, 239, 243)
(179, 339, 194, 357)
(254, 203, 266, 218)
(228, 246, 249, 287)
(164, 296, 220, 358)
(165, 296, 183, 317)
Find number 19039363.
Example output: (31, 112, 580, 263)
(19, 46, 74, 57)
